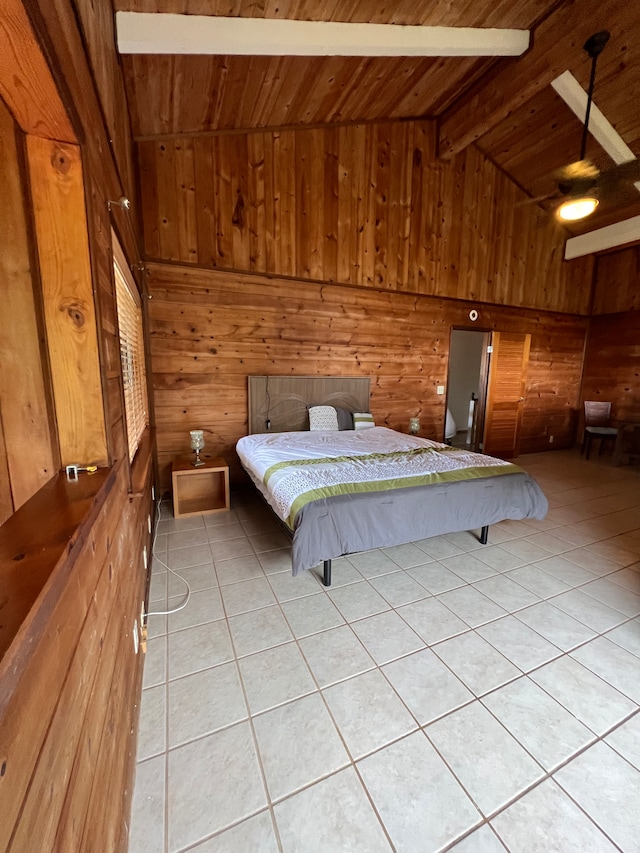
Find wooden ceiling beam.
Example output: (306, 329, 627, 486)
(551, 70, 636, 164)
(116, 12, 530, 57)
(438, 0, 632, 159)
(565, 215, 640, 259)
(0, 0, 75, 141)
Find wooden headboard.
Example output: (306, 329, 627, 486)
(248, 376, 370, 434)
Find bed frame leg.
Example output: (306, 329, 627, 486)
(479, 526, 489, 545)
(323, 560, 332, 587)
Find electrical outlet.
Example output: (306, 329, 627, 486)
(549, 435, 554, 443)
(437, 385, 445, 395)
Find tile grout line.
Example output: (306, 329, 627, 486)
(131, 459, 640, 853)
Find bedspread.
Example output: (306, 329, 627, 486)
(237, 428, 549, 575)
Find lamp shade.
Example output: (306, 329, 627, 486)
(557, 197, 599, 221)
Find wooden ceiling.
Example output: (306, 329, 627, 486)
(113, 0, 561, 27)
(115, 0, 640, 235)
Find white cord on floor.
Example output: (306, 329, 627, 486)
(145, 498, 193, 618)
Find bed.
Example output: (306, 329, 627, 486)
(237, 376, 548, 586)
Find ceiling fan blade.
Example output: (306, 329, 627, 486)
(555, 159, 600, 183)
(597, 158, 640, 186)
(515, 191, 561, 207)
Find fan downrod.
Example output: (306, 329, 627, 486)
(579, 30, 610, 161)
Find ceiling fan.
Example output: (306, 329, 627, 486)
(533, 30, 640, 222)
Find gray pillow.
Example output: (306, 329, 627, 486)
(335, 407, 353, 430)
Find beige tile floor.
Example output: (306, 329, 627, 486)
(128, 449, 640, 853)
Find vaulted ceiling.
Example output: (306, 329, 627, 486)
(114, 0, 640, 239)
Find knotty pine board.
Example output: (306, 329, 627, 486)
(592, 247, 640, 315)
(582, 311, 640, 422)
(0, 101, 57, 510)
(137, 123, 594, 315)
(27, 136, 108, 469)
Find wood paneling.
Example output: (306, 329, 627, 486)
(68, 484, 149, 853)
(116, 1, 640, 240)
(438, 0, 640, 158)
(147, 263, 588, 489)
(73, 0, 138, 227)
(27, 135, 109, 468)
(0, 0, 75, 141)
(138, 123, 594, 314)
(0, 458, 151, 853)
(0, 470, 120, 844)
(0, 100, 57, 509)
(0, 467, 112, 660)
(24, 0, 141, 269)
(123, 53, 496, 137)
(592, 246, 640, 314)
(118, 0, 562, 137)
(581, 311, 640, 422)
(0, 2, 150, 852)
(115, 0, 561, 27)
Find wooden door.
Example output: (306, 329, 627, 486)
(482, 331, 531, 458)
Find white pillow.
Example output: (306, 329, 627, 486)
(353, 412, 375, 429)
(308, 405, 339, 431)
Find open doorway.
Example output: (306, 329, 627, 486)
(446, 329, 490, 450)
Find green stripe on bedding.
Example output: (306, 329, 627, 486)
(285, 463, 523, 528)
(264, 446, 446, 486)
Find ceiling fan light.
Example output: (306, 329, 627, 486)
(557, 197, 599, 221)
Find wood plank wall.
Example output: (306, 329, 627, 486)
(137, 124, 594, 315)
(27, 135, 109, 468)
(0, 464, 150, 853)
(581, 311, 640, 421)
(0, 99, 57, 519)
(147, 263, 588, 490)
(592, 246, 640, 315)
(581, 247, 640, 425)
(0, 1, 151, 851)
(74, 0, 138, 214)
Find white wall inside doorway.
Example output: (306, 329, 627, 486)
(448, 330, 486, 443)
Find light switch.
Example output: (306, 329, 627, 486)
(437, 385, 445, 395)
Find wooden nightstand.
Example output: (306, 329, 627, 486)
(171, 456, 230, 519)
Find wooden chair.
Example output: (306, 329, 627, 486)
(581, 401, 618, 460)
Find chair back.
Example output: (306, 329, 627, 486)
(584, 401, 612, 427)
